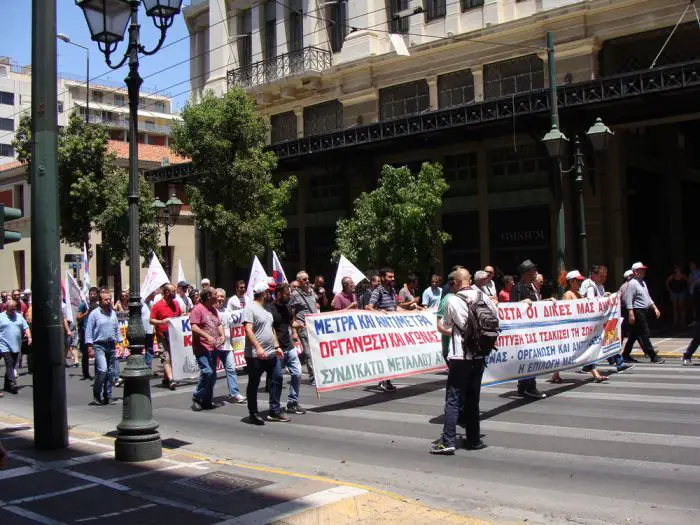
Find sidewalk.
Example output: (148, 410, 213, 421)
(632, 337, 692, 359)
(0, 414, 502, 525)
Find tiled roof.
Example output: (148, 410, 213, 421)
(107, 140, 189, 165)
(0, 160, 25, 173)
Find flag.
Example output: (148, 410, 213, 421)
(65, 271, 84, 324)
(332, 255, 368, 294)
(245, 256, 269, 302)
(272, 251, 287, 284)
(177, 259, 186, 284)
(82, 243, 91, 290)
(141, 254, 169, 300)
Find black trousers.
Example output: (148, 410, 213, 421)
(440, 359, 485, 447)
(683, 323, 700, 359)
(245, 356, 281, 416)
(80, 339, 91, 379)
(622, 308, 657, 359)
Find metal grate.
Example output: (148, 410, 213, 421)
(173, 471, 271, 495)
(271, 111, 298, 143)
(438, 69, 475, 108)
(484, 54, 544, 100)
(380, 80, 430, 120)
(304, 100, 343, 137)
(228, 46, 332, 89)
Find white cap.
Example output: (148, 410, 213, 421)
(252, 280, 269, 295)
(22, 289, 31, 294)
(624, 270, 633, 278)
(631, 262, 648, 271)
(565, 270, 584, 281)
(201, 278, 211, 287)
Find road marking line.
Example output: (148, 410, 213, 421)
(127, 489, 232, 520)
(4, 483, 98, 505)
(57, 468, 131, 491)
(3, 505, 67, 524)
(0, 465, 36, 480)
(109, 461, 209, 482)
(74, 503, 157, 522)
(68, 437, 114, 450)
(213, 485, 368, 525)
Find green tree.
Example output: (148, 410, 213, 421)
(12, 112, 159, 264)
(171, 88, 296, 266)
(333, 162, 450, 281)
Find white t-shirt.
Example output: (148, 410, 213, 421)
(218, 307, 232, 350)
(226, 294, 246, 311)
(141, 302, 154, 334)
(175, 294, 193, 314)
(580, 279, 604, 299)
(442, 289, 498, 361)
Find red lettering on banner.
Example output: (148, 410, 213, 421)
(230, 326, 245, 338)
(543, 303, 572, 318)
(377, 333, 388, 348)
(320, 341, 331, 358)
(498, 307, 523, 321)
(183, 334, 192, 347)
(576, 301, 595, 315)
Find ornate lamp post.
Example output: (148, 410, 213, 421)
(543, 117, 614, 275)
(75, 0, 183, 462)
(152, 193, 182, 277)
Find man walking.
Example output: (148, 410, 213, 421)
(430, 269, 493, 454)
(682, 276, 700, 365)
(623, 262, 664, 364)
(189, 287, 224, 411)
(422, 275, 443, 310)
(215, 288, 246, 404)
(510, 260, 547, 399)
(244, 281, 289, 424)
(268, 283, 305, 414)
(227, 280, 247, 311)
(150, 284, 182, 390)
(290, 271, 319, 386)
(332, 277, 358, 311)
(77, 287, 99, 380)
(0, 300, 31, 395)
(368, 267, 399, 392)
(175, 281, 193, 314)
(85, 288, 121, 405)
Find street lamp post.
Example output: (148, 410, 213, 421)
(152, 193, 182, 277)
(75, 0, 183, 462)
(57, 33, 90, 123)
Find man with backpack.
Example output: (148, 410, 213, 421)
(430, 269, 499, 455)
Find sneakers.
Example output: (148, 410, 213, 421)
(92, 395, 103, 406)
(429, 441, 455, 455)
(201, 401, 224, 410)
(522, 388, 547, 400)
(191, 400, 203, 412)
(285, 403, 306, 414)
(378, 380, 397, 392)
(465, 440, 488, 451)
(228, 394, 247, 404)
(623, 357, 640, 364)
(650, 357, 666, 364)
(682, 357, 693, 366)
(266, 411, 291, 422)
(616, 363, 636, 373)
(114, 378, 124, 387)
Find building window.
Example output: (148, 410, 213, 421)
(484, 55, 544, 100)
(379, 80, 429, 120)
(271, 111, 297, 143)
(92, 90, 103, 103)
(0, 117, 13, 132)
(303, 100, 343, 136)
(387, 0, 409, 34)
(425, 0, 446, 21)
(489, 143, 549, 192)
(0, 91, 14, 105)
(114, 93, 125, 105)
(443, 152, 477, 197)
(329, 0, 348, 53)
(461, 0, 484, 10)
(0, 144, 15, 157)
(264, 1, 277, 61)
(308, 175, 346, 213)
(154, 101, 166, 113)
(13, 184, 24, 215)
(289, 0, 303, 53)
(438, 69, 474, 108)
(145, 120, 156, 130)
(57, 101, 64, 113)
(238, 9, 253, 68)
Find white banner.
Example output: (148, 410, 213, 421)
(142, 254, 169, 300)
(64, 271, 83, 324)
(332, 255, 367, 295)
(168, 311, 246, 381)
(245, 256, 269, 303)
(307, 296, 622, 393)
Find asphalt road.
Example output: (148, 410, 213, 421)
(2, 348, 699, 525)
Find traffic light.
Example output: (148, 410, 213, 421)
(0, 204, 22, 248)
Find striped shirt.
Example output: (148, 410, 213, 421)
(624, 278, 655, 310)
(369, 285, 397, 312)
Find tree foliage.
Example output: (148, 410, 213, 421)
(12, 112, 159, 263)
(171, 88, 296, 266)
(333, 162, 450, 281)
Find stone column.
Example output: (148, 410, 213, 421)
(427, 75, 438, 110)
(294, 106, 304, 138)
(472, 65, 484, 102)
(205, 0, 228, 94)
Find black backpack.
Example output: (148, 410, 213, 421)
(457, 292, 500, 358)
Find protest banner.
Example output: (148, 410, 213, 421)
(168, 311, 246, 381)
(64, 271, 83, 324)
(307, 295, 622, 392)
(272, 251, 287, 284)
(115, 311, 131, 358)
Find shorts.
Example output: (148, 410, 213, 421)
(159, 335, 171, 364)
(670, 291, 687, 301)
(65, 322, 78, 349)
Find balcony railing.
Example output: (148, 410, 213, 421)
(228, 46, 332, 89)
(84, 114, 172, 134)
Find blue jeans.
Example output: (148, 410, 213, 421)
(93, 343, 116, 401)
(193, 352, 217, 406)
(112, 355, 121, 382)
(144, 333, 154, 368)
(279, 347, 302, 406)
(216, 350, 241, 397)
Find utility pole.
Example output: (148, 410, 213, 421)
(31, 0, 68, 449)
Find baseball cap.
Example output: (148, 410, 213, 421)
(518, 259, 537, 274)
(631, 262, 648, 271)
(177, 280, 189, 288)
(623, 270, 633, 278)
(22, 289, 31, 294)
(201, 278, 211, 287)
(252, 280, 269, 295)
(565, 270, 585, 281)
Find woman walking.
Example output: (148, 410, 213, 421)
(666, 265, 689, 329)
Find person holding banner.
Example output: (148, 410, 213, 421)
(244, 281, 290, 424)
(215, 288, 246, 404)
(368, 267, 400, 392)
(422, 275, 443, 310)
(189, 287, 225, 411)
(430, 269, 492, 455)
(332, 277, 358, 311)
(226, 280, 247, 311)
(150, 284, 182, 390)
(290, 271, 319, 386)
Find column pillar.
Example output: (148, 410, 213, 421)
(472, 65, 484, 102)
(605, 131, 626, 281)
(477, 143, 490, 267)
(294, 106, 304, 138)
(427, 75, 438, 110)
(297, 173, 308, 270)
(205, 0, 228, 94)
(251, 4, 263, 65)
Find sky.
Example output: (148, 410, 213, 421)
(3, 1, 193, 112)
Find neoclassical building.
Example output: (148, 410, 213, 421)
(150, 0, 700, 301)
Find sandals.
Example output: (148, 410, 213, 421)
(594, 375, 609, 383)
(550, 374, 563, 384)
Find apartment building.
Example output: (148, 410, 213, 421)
(150, 0, 700, 301)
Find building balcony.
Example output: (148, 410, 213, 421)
(85, 114, 172, 135)
(227, 46, 332, 90)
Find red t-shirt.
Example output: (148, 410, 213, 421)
(189, 303, 221, 355)
(498, 289, 511, 303)
(150, 299, 182, 337)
